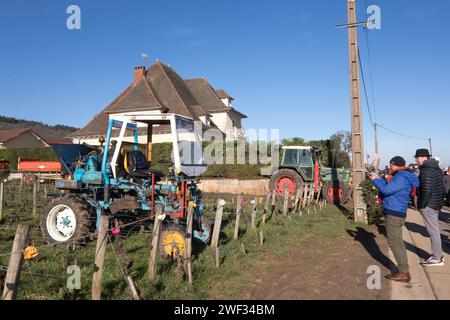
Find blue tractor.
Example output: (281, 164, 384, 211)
(41, 114, 211, 256)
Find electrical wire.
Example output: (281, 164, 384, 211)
(358, 49, 375, 128)
(376, 124, 429, 141)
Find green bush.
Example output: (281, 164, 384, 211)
(361, 168, 384, 224)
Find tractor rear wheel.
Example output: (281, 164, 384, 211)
(322, 180, 350, 205)
(269, 169, 304, 200)
(40, 195, 93, 245)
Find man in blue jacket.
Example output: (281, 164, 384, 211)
(370, 156, 420, 282)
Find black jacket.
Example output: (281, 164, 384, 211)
(418, 159, 445, 210)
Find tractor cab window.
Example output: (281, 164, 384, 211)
(299, 150, 313, 167)
(175, 117, 204, 165)
(283, 149, 299, 166)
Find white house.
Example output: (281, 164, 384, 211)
(71, 61, 247, 145)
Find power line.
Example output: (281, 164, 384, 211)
(376, 124, 429, 141)
(358, 49, 375, 128)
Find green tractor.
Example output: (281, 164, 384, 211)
(268, 146, 351, 204)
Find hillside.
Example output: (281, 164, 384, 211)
(0, 115, 78, 139)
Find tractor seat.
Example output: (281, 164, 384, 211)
(126, 150, 164, 180)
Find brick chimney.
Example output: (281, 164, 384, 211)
(134, 66, 145, 84)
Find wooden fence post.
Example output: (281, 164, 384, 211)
(294, 187, 303, 212)
(251, 197, 257, 230)
(262, 192, 270, 225)
(307, 184, 313, 207)
(0, 181, 4, 222)
(148, 209, 163, 281)
(269, 189, 276, 220)
(233, 194, 242, 241)
(184, 205, 194, 284)
(211, 199, 225, 250)
(2, 224, 30, 300)
(283, 189, 289, 216)
(91, 214, 110, 300)
(32, 181, 37, 219)
(302, 184, 308, 208)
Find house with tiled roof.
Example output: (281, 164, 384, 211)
(0, 128, 73, 149)
(0, 128, 49, 149)
(71, 61, 247, 145)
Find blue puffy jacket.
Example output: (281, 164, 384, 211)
(372, 169, 420, 217)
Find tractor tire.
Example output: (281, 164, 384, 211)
(269, 169, 304, 200)
(40, 195, 93, 245)
(193, 216, 213, 244)
(322, 180, 350, 205)
(159, 224, 187, 259)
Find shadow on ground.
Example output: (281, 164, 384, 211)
(346, 227, 397, 272)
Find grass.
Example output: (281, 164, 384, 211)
(0, 180, 370, 300)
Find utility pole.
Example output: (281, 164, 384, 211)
(374, 123, 379, 173)
(428, 138, 433, 155)
(347, 0, 367, 223)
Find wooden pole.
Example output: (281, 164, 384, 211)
(283, 189, 289, 216)
(262, 192, 270, 225)
(233, 195, 242, 241)
(302, 184, 309, 208)
(91, 214, 109, 300)
(294, 187, 302, 212)
(32, 180, 37, 219)
(347, 0, 367, 223)
(0, 181, 4, 222)
(211, 199, 225, 250)
(307, 184, 313, 207)
(148, 212, 163, 281)
(185, 205, 194, 284)
(269, 189, 276, 220)
(2, 224, 30, 300)
(259, 231, 264, 246)
(251, 197, 257, 230)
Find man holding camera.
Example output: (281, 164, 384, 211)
(370, 156, 420, 282)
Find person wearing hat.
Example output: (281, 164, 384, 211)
(415, 149, 445, 266)
(370, 156, 420, 282)
(444, 167, 450, 207)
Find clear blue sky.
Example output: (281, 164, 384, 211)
(0, 0, 449, 166)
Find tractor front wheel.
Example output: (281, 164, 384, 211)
(40, 195, 93, 245)
(269, 169, 304, 200)
(322, 180, 350, 205)
(160, 225, 187, 258)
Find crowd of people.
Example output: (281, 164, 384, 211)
(370, 149, 447, 283)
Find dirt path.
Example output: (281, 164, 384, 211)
(245, 226, 392, 300)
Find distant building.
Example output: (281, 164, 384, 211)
(71, 61, 247, 145)
(0, 128, 72, 150)
(0, 128, 48, 149)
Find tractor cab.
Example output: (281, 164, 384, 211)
(103, 114, 206, 184)
(281, 146, 316, 182)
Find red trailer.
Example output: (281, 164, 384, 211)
(18, 159, 62, 185)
